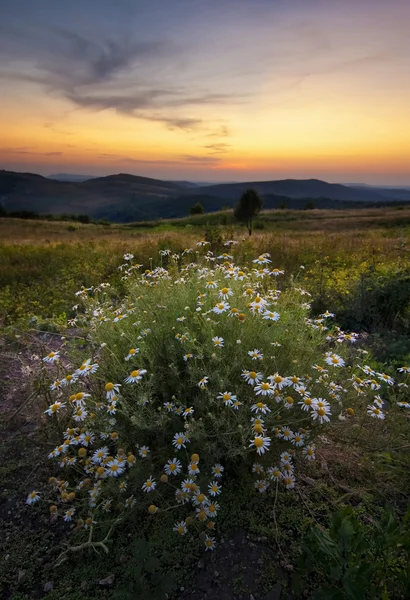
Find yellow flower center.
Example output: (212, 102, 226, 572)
(197, 493, 205, 503)
(177, 437, 183, 445)
(169, 463, 177, 471)
(221, 287, 229, 295)
(254, 437, 264, 448)
(317, 408, 326, 416)
(131, 370, 139, 378)
(274, 376, 282, 384)
(238, 313, 246, 321)
(48, 352, 55, 358)
(177, 526, 185, 535)
(105, 382, 114, 391)
(261, 383, 270, 391)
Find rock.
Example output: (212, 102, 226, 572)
(118, 554, 129, 564)
(44, 582, 54, 593)
(99, 575, 115, 587)
(264, 582, 282, 600)
(17, 570, 26, 585)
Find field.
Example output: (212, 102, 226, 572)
(1, 207, 410, 600)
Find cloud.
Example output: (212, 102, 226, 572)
(0, 147, 63, 156)
(203, 143, 231, 154)
(94, 153, 222, 166)
(0, 24, 239, 134)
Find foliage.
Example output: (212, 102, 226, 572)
(27, 244, 410, 569)
(296, 506, 410, 599)
(234, 188, 263, 235)
(114, 538, 175, 599)
(189, 202, 205, 215)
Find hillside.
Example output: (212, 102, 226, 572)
(1, 169, 410, 222)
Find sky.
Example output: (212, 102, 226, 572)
(1, 0, 410, 184)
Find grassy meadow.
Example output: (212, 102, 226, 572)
(1, 207, 410, 600)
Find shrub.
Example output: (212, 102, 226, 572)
(28, 243, 410, 562)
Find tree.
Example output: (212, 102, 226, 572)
(234, 188, 263, 236)
(189, 202, 205, 215)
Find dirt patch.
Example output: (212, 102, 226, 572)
(178, 530, 288, 600)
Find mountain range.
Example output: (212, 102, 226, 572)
(1, 169, 410, 222)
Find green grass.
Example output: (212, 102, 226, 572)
(1, 208, 410, 599)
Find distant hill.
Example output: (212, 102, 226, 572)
(48, 173, 96, 182)
(1, 169, 410, 222)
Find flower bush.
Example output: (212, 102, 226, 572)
(28, 241, 409, 560)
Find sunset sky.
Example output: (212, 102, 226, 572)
(1, 0, 410, 184)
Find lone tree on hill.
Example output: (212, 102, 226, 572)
(234, 188, 263, 236)
(189, 202, 205, 215)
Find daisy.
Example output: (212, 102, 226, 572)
(267, 466, 282, 481)
(283, 474, 296, 489)
(123, 253, 134, 261)
(377, 373, 395, 386)
(253, 254, 271, 265)
(249, 435, 271, 455)
(44, 402, 66, 416)
(173, 521, 187, 536)
(255, 480, 270, 493)
(398, 366, 409, 373)
(104, 382, 121, 400)
(206, 502, 220, 517)
(164, 458, 182, 475)
(397, 401, 410, 408)
(242, 370, 263, 386)
(142, 476, 156, 493)
(212, 464, 224, 478)
(303, 445, 316, 461)
(208, 481, 222, 496)
(291, 433, 305, 447)
(219, 287, 233, 300)
(206, 280, 218, 289)
(325, 353, 345, 367)
(248, 349, 264, 360)
(197, 376, 209, 389)
(42, 351, 60, 363)
(26, 491, 40, 505)
(283, 396, 295, 409)
(204, 535, 216, 551)
(367, 405, 385, 419)
(270, 268, 284, 276)
(312, 405, 332, 424)
(106, 459, 125, 477)
(213, 302, 230, 314)
(252, 462, 265, 475)
(268, 373, 289, 390)
(50, 380, 63, 391)
(193, 491, 208, 506)
(64, 508, 76, 522)
(217, 391, 236, 406)
(251, 401, 271, 414)
(280, 428, 294, 441)
(138, 446, 150, 458)
(181, 478, 195, 493)
(173, 432, 189, 449)
(92, 447, 109, 464)
(254, 381, 274, 396)
(212, 336, 224, 348)
(124, 369, 147, 383)
(263, 311, 280, 321)
(125, 348, 139, 361)
(163, 401, 175, 412)
(188, 462, 200, 476)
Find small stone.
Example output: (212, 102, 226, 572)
(99, 575, 115, 587)
(197, 559, 204, 569)
(119, 554, 129, 564)
(213, 571, 219, 578)
(44, 582, 54, 593)
(80, 581, 89, 591)
(17, 570, 26, 584)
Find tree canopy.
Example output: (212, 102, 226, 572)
(233, 188, 263, 236)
